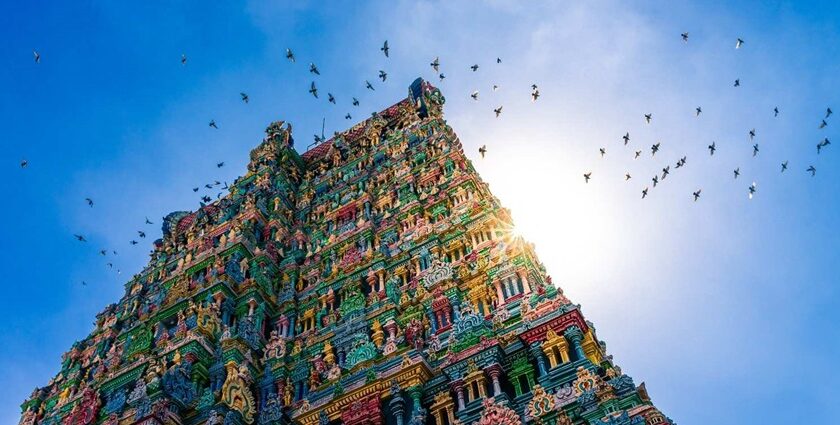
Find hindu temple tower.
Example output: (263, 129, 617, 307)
(20, 78, 673, 425)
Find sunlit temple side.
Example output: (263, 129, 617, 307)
(20, 78, 673, 425)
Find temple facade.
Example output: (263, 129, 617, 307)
(20, 78, 673, 425)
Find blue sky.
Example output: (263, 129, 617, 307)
(1, 1, 838, 423)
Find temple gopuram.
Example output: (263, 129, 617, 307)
(20, 78, 673, 425)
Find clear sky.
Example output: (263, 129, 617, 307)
(1, 1, 838, 423)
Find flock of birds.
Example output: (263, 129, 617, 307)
(573, 34, 832, 201)
(19, 33, 835, 286)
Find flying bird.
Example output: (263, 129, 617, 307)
(806, 165, 816, 176)
(817, 138, 830, 153)
(345, 113, 352, 120)
(494, 106, 503, 117)
(736, 38, 744, 49)
(681, 32, 689, 42)
(634, 150, 642, 159)
(826, 107, 833, 118)
(74, 234, 87, 242)
(204, 184, 213, 189)
(774, 107, 779, 117)
(81, 281, 87, 286)
(130, 240, 138, 245)
(781, 161, 788, 172)
(734, 79, 740, 87)
(430, 57, 440, 72)
(734, 168, 741, 179)
(693, 190, 701, 201)
(20, 159, 28, 168)
(661, 166, 670, 179)
(642, 187, 649, 199)
(192, 187, 199, 192)
(531, 84, 538, 90)
(328, 93, 336, 104)
(622, 132, 630, 145)
(470, 64, 479, 72)
(217, 162, 225, 168)
(181, 54, 186, 65)
(644, 113, 652, 124)
(599, 148, 606, 158)
(748, 182, 757, 199)
(752, 144, 759, 157)
(695, 106, 702, 116)
(583, 172, 592, 183)
(285, 48, 295, 62)
(492, 85, 499, 91)
(309, 63, 320, 75)
(819, 120, 828, 129)
(201, 195, 212, 203)
(749, 128, 756, 140)
(365, 80, 375, 90)
(352, 97, 359, 106)
(708, 142, 716, 156)
(531, 89, 540, 101)
(240, 92, 249, 103)
(479, 145, 487, 158)
(625, 173, 632, 181)
(651, 143, 660, 156)
(379, 70, 387, 82)
(309, 82, 318, 98)
(145, 217, 153, 224)
(138, 231, 146, 238)
(675, 156, 686, 168)
(33, 50, 41, 63)
(381, 40, 389, 57)
(652, 175, 659, 187)
(99, 249, 107, 256)
(209, 120, 218, 129)
(85, 198, 94, 207)
(438, 73, 445, 81)
(497, 57, 502, 63)
(470, 91, 479, 100)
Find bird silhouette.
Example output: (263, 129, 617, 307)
(99, 249, 107, 256)
(138, 231, 146, 238)
(209, 120, 218, 129)
(693, 190, 701, 201)
(681, 32, 689, 42)
(470, 91, 479, 100)
(145, 217, 153, 224)
(748, 182, 757, 199)
(774, 107, 779, 117)
(74, 234, 87, 242)
(734, 79, 740, 87)
(675, 156, 686, 168)
(807, 165, 816, 176)
(749, 129, 756, 140)
(492, 85, 499, 91)
(644, 113, 652, 124)
(826, 107, 833, 118)
(696, 106, 702, 116)
(736, 38, 744, 49)
(497, 57, 502, 64)
(642, 187, 649, 199)
(240, 93, 249, 103)
(470, 64, 479, 72)
(661, 166, 670, 179)
(20, 159, 28, 168)
(430, 57, 440, 72)
(494, 106, 503, 117)
(204, 184, 213, 189)
(328, 93, 336, 104)
(285, 48, 295, 62)
(651, 143, 660, 156)
(352, 97, 359, 106)
(85, 198, 94, 207)
(365, 80, 375, 90)
(192, 187, 199, 192)
(345, 113, 352, 120)
(625, 173, 632, 181)
(381, 40, 389, 57)
(130, 240, 138, 245)
(583, 172, 592, 183)
(708, 142, 716, 156)
(181, 54, 186, 65)
(531, 89, 540, 101)
(599, 148, 606, 158)
(652, 175, 659, 187)
(217, 162, 225, 168)
(81, 281, 87, 286)
(479, 145, 487, 158)
(623, 132, 630, 145)
(439, 73, 445, 81)
(201, 195, 211, 203)
(752, 144, 759, 157)
(734, 168, 741, 179)
(781, 161, 788, 172)
(309, 82, 318, 98)
(817, 138, 830, 153)
(34, 50, 41, 63)
(634, 150, 642, 159)
(309, 63, 320, 75)
(819, 120, 828, 129)
(379, 70, 387, 82)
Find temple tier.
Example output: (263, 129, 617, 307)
(20, 78, 672, 425)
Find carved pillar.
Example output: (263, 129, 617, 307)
(486, 365, 503, 396)
(406, 385, 423, 415)
(389, 389, 406, 425)
(518, 269, 531, 294)
(452, 380, 466, 411)
(564, 326, 586, 361)
(494, 280, 505, 304)
(530, 342, 549, 377)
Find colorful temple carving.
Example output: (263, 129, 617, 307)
(20, 78, 673, 425)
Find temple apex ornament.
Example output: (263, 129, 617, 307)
(21, 78, 670, 425)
